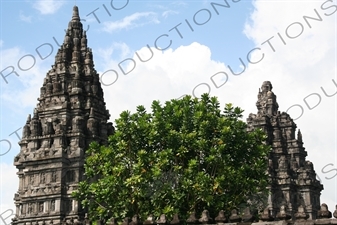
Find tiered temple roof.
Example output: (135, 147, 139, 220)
(247, 81, 323, 220)
(12, 6, 114, 225)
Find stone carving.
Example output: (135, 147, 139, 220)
(30, 111, 42, 137)
(30, 175, 35, 185)
(13, 6, 114, 225)
(87, 108, 98, 136)
(186, 212, 198, 224)
(295, 205, 308, 220)
(39, 202, 44, 213)
(42, 121, 54, 136)
(277, 205, 291, 220)
(72, 116, 84, 133)
(229, 209, 241, 222)
(256, 81, 279, 116)
(215, 210, 227, 223)
(242, 207, 254, 222)
(51, 171, 57, 182)
(40, 173, 46, 184)
(51, 200, 55, 211)
(199, 210, 212, 224)
(23, 115, 31, 139)
(28, 203, 33, 214)
(278, 156, 288, 171)
(247, 81, 323, 220)
(317, 203, 332, 219)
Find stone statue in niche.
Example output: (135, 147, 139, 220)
(50, 200, 55, 211)
(40, 173, 46, 184)
(39, 202, 44, 212)
(28, 203, 33, 214)
(30, 175, 34, 185)
(53, 75, 62, 93)
(278, 156, 287, 170)
(42, 121, 54, 136)
(30, 118, 41, 137)
(72, 116, 84, 132)
(41, 138, 51, 149)
(85, 98, 92, 109)
(53, 118, 64, 135)
(51, 171, 57, 182)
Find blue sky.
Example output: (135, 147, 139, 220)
(1, 0, 336, 220)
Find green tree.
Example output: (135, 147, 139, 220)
(73, 94, 270, 221)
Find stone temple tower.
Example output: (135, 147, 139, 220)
(12, 6, 114, 225)
(247, 81, 323, 220)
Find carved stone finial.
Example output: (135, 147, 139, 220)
(122, 217, 131, 225)
(297, 129, 303, 142)
(294, 205, 308, 220)
(260, 207, 274, 221)
(143, 214, 155, 225)
(156, 214, 167, 225)
(242, 207, 254, 222)
(317, 203, 332, 219)
(81, 31, 87, 49)
(229, 209, 241, 222)
(186, 212, 198, 224)
(256, 81, 279, 116)
(199, 210, 212, 224)
(72, 6, 80, 21)
(129, 215, 141, 225)
(170, 214, 181, 225)
(276, 205, 291, 220)
(84, 213, 90, 225)
(215, 210, 227, 223)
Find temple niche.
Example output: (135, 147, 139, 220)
(247, 81, 323, 220)
(12, 6, 114, 225)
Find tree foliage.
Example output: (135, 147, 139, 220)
(73, 94, 270, 221)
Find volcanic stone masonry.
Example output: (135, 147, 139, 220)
(12, 6, 114, 225)
(247, 81, 323, 220)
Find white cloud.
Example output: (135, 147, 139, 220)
(19, 11, 32, 23)
(99, 0, 337, 212)
(242, 0, 337, 210)
(0, 46, 52, 114)
(102, 12, 160, 33)
(162, 10, 179, 19)
(96, 42, 226, 122)
(33, 0, 65, 15)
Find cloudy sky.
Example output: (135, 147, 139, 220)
(0, 0, 336, 221)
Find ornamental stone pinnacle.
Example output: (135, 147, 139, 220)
(12, 6, 114, 225)
(247, 81, 323, 220)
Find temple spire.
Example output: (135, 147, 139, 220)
(247, 81, 323, 220)
(256, 81, 279, 116)
(72, 5, 80, 21)
(13, 6, 114, 225)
